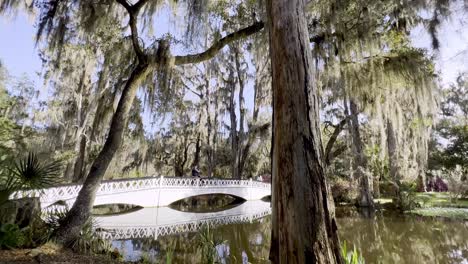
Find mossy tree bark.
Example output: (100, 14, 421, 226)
(349, 99, 375, 209)
(267, 0, 343, 262)
(386, 118, 402, 198)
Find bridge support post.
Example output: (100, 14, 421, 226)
(156, 176, 164, 207)
(249, 178, 253, 200)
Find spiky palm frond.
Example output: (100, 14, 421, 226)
(0, 160, 21, 204)
(10, 152, 62, 190)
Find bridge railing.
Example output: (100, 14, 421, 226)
(10, 176, 270, 204)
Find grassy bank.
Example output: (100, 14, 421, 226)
(374, 192, 468, 220)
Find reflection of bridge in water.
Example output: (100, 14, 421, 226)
(95, 200, 271, 240)
(11, 176, 271, 208)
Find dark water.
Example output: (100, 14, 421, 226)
(108, 204, 468, 263)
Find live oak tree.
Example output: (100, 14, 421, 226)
(5, 0, 264, 244)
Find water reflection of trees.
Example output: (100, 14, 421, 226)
(113, 212, 467, 263)
(337, 213, 468, 264)
(114, 216, 272, 263)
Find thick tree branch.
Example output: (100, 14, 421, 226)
(324, 117, 349, 166)
(174, 21, 264, 65)
(133, 0, 149, 12)
(116, 0, 148, 63)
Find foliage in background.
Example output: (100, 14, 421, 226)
(429, 72, 467, 171)
(0, 223, 25, 249)
(444, 166, 468, 201)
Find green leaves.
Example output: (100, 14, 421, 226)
(341, 240, 365, 264)
(0, 223, 25, 249)
(0, 152, 62, 204)
(197, 225, 226, 263)
(10, 152, 62, 190)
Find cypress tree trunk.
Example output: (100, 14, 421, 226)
(349, 99, 374, 209)
(228, 70, 240, 179)
(386, 118, 401, 198)
(235, 46, 246, 178)
(54, 63, 150, 244)
(192, 133, 201, 168)
(72, 135, 87, 183)
(267, 0, 342, 262)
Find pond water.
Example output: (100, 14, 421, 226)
(96, 201, 468, 263)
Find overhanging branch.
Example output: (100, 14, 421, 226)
(174, 21, 264, 65)
(324, 116, 349, 166)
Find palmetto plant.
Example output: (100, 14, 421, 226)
(0, 152, 62, 204)
(10, 152, 61, 190)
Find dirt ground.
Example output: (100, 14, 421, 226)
(0, 244, 123, 264)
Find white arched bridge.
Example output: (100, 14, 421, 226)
(11, 176, 271, 209)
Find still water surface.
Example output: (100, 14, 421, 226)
(97, 201, 468, 263)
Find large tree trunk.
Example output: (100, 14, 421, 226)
(72, 135, 87, 183)
(54, 63, 150, 245)
(234, 46, 246, 178)
(228, 70, 240, 179)
(202, 67, 215, 178)
(386, 118, 401, 198)
(349, 99, 374, 209)
(192, 132, 201, 168)
(267, 0, 342, 262)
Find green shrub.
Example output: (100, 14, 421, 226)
(395, 182, 420, 211)
(0, 223, 25, 249)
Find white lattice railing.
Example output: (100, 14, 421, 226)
(10, 176, 270, 205)
(98, 208, 271, 240)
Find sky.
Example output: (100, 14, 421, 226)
(0, 13, 41, 86)
(410, 4, 468, 84)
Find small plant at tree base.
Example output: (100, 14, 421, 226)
(44, 206, 111, 254)
(341, 240, 365, 264)
(0, 223, 25, 249)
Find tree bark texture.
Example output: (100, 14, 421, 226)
(349, 99, 374, 209)
(72, 135, 87, 183)
(267, 0, 342, 262)
(386, 118, 401, 197)
(228, 70, 240, 179)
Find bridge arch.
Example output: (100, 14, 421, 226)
(12, 177, 271, 209)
